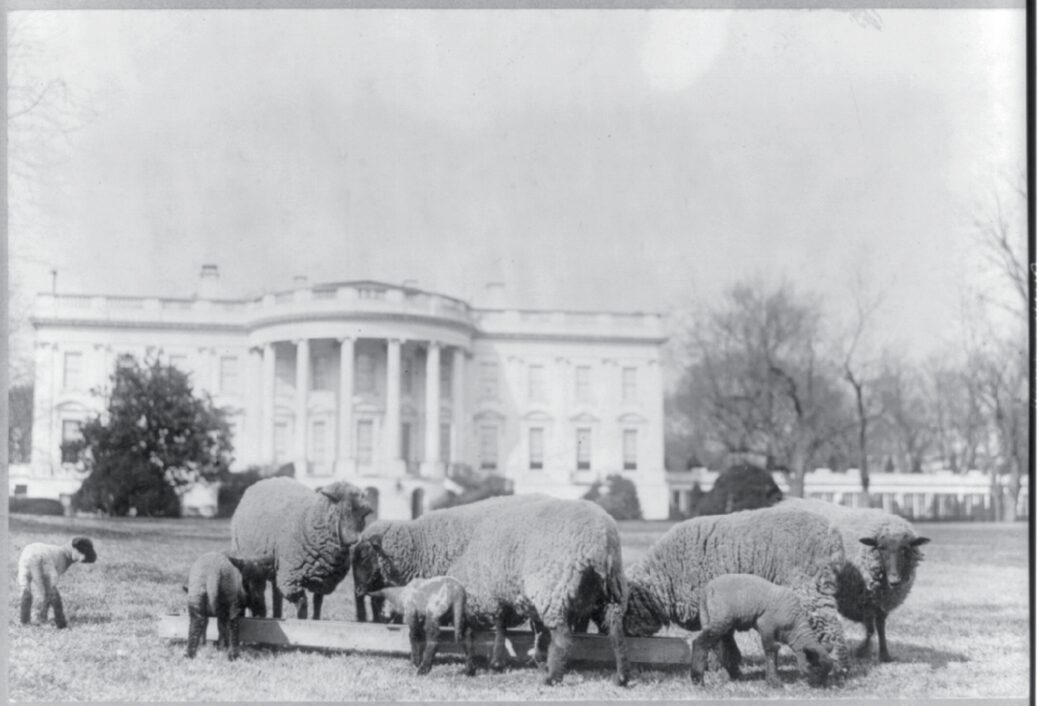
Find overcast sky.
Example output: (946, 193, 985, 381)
(9, 8, 1027, 365)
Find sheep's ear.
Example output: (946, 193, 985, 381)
(226, 555, 247, 573)
(910, 536, 930, 547)
(182, 585, 189, 594)
(367, 534, 383, 550)
(858, 537, 878, 547)
(316, 485, 341, 503)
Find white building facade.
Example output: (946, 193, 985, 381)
(18, 269, 670, 520)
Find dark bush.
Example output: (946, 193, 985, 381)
(9, 497, 66, 516)
(692, 462, 782, 517)
(583, 474, 643, 521)
(430, 465, 513, 510)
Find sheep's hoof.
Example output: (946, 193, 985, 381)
(689, 672, 703, 685)
(544, 675, 562, 686)
(854, 643, 873, 659)
(766, 677, 782, 689)
(489, 660, 506, 672)
(416, 666, 431, 676)
(228, 653, 239, 662)
(613, 674, 629, 687)
(55, 622, 68, 630)
(879, 653, 893, 664)
(185, 652, 196, 660)
(464, 666, 477, 677)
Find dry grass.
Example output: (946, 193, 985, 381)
(7, 514, 1031, 701)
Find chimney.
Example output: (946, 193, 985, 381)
(197, 264, 220, 299)
(293, 275, 308, 288)
(482, 281, 506, 308)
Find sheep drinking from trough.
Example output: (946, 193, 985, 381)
(369, 576, 475, 676)
(778, 497, 930, 662)
(690, 574, 834, 687)
(351, 493, 631, 686)
(622, 505, 850, 675)
(230, 478, 372, 619)
(18, 537, 97, 629)
(183, 552, 274, 660)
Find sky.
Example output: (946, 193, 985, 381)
(8, 8, 1028, 372)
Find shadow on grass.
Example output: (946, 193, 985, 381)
(882, 641, 970, 669)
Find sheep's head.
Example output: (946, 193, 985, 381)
(227, 554, 275, 617)
(367, 586, 407, 622)
(316, 483, 373, 547)
(796, 643, 834, 687)
(621, 577, 668, 637)
(859, 534, 930, 588)
(351, 535, 398, 596)
(71, 537, 97, 564)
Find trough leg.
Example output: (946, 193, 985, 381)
(544, 625, 573, 686)
(603, 602, 631, 687)
(876, 610, 892, 663)
(50, 589, 68, 629)
(417, 616, 441, 675)
(19, 588, 32, 625)
(312, 593, 323, 621)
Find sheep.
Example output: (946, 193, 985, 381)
(622, 505, 850, 675)
(183, 552, 274, 660)
(368, 576, 475, 676)
(351, 493, 631, 686)
(230, 478, 372, 620)
(18, 537, 97, 629)
(689, 573, 833, 687)
(778, 497, 930, 662)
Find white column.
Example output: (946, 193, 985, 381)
(260, 343, 276, 464)
(385, 338, 404, 474)
(294, 339, 310, 473)
(422, 342, 442, 477)
(336, 336, 355, 475)
(48, 343, 60, 474)
(247, 347, 263, 467)
(451, 348, 466, 465)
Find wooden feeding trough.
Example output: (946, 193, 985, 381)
(157, 615, 692, 667)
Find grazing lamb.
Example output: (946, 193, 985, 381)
(183, 552, 274, 660)
(18, 537, 97, 629)
(351, 493, 630, 686)
(778, 497, 930, 662)
(230, 478, 372, 620)
(690, 574, 833, 687)
(369, 576, 475, 676)
(622, 505, 850, 675)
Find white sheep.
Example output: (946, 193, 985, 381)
(778, 497, 930, 662)
(183, 552, 274, 660)
(18, 537, 97, 629)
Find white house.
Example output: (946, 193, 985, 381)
(16, 266, 670, 520)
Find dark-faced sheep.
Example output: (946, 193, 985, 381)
(18, 537, 97, 629)
(183, 552, 274, 660)
(230, 478, 372, 619)
(351, 493, 630, 686)
(622, 505, 850, 675)
(690, 573, 833, 687)
(369, 576, 475, 676)
(778, 497, 930, 662)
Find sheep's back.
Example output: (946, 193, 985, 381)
(230, 478, 315, 556)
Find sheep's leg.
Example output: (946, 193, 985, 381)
(876, 611, 892, 663)
(312, 593, 323, 621)
(489, 615, 508, 671)
(462, 625, 477, 677)
(760, 631, 781, 688)
(573, 615, 591, 633)
(603, 602, 631, 687)
(370, 594, 387, 624)
(855, 612, 876, 659)
(529, 617, 549, 667)
(408, 614, 425, 668)
(355, 594, 369, 622)
(271, 581, 283, 620)
(295, 594, 309, 620)
(227, 616, 241, 661)
(216, 617, 230, 649)
(544, 625, 573, 686)
(719, 632, 742, 680)
(19, 588, 33, 625)
(417, 616, 441, 675)
(50, 588, 68, 629)
(186, 611, 207, 658)
(689, 633, 717, 684)
(33, 573, 52, 625)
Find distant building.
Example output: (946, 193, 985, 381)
(17, 267, 670, 520)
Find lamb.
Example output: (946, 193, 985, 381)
(690, 574, 833, 687)
(183, 552, 274, 660)
(778, 497, 930, 662)
(368, 576, 475, 676)
(622, 505, 850, 675)
(230, 478, 372, 620)
(351, 493, 630, 686)
(18, 537, 97, 629)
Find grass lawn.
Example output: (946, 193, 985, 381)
(7, 514, 1031, 701)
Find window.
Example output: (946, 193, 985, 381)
(226, 419, 239, 447)
(169, 354, 188, 371)
(311, 420, 328, 463)
(63, 352, 83, 390)
(402, 356, 414, 395)
(479, 425, 498, 470)
(528, 365, 546, 403)
(439, 423, 451, 463)
(529, 428, 545, 470)
(356, 420, 374, 464)
(440, 359, 452, 400)
(313, 355, 334, 391)
(576, 427, 591, 470)
(274, 421, 290, 461)
(13, 484, 27, 497)
(623, 429, 638, 470)
(479, 362, 499, 401)
(61, 420, 82, 463)
(356, 353, 375, 394)
(575, 366, 592, 403)
(622, 367, 638, 404)
(219, 356, 240, 395)
(116, 353, 135, 370)
(275, 355, 295, 396)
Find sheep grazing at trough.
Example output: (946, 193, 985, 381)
(18, 537, 97, 629)
(690, 574, 834, 687)
(351, 493, 631, 686)
(183, 552, 274, 660)
(778, 497, 930, 662)
(369, 576, 475, 676)
(622, 505, 850, 675)
(230, 477, 372, 620)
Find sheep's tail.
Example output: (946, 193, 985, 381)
(453, 592, 466, 643)
(206, 571, 221, 617)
